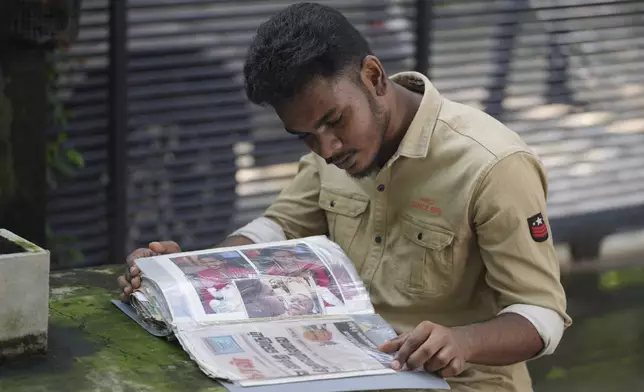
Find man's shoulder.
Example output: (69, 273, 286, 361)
(434, 98, 536, 163)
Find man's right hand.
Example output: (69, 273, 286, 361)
(117, 241, 181, 303)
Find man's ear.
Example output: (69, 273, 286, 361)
(360, 55, 387, 97)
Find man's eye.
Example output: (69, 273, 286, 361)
(327, 114, 343, 127)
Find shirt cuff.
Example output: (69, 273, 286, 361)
(498, 304, 565, 358)
(228, 217, 287, 244)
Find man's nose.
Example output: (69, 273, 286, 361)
(318, 132, 342, 161)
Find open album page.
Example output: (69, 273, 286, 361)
(175, 315, 397, 386)
(135, 236, 375, 327)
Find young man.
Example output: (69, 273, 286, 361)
(117, 3, 571, 391)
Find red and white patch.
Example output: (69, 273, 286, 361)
(527, 212, 549, 242)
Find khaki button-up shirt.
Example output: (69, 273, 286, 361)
(263, 71, 572, 392)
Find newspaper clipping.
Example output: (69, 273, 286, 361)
(169, 250, 258, 315)
(159, 241, 373, 322)
(177, 317, 396, 386)
(235, 276, 324, 319)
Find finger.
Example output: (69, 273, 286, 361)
(393, 322, 433, 370)
(438, 357, 464, 378)
(130, 265, 140, 278)
(117, 275, 131, 290)
(126, 248, 155, 268)
(149, 241, 181, 254)
(124, 264, 140, 283)
(422, 345, 454, 373)
(130, 276, 141, 289)
(378, 332, 409, 353)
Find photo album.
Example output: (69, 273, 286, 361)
(113, 235, 449, 391)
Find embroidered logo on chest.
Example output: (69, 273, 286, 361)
(410, 197, 442, 216)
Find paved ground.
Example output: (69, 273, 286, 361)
(1, 233, 644, 391)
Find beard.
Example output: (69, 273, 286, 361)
(348, 94, 390, 179)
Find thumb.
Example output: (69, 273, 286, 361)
(378, 333, 408, 353)
(149, 241, 181, 254)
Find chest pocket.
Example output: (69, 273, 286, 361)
(395, 217, 456, 297)
(318, 187, 369, 252)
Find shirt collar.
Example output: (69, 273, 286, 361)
(389, 71, 443, 159)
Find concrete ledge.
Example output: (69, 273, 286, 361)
(0, 228, 50, 359)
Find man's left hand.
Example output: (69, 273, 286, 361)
(378, 321, 471, 378)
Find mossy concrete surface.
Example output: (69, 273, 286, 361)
(0, 266, 225, 392)
(1, 264, 644, 391)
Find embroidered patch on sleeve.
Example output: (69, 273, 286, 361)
(527, 212, 549, 242)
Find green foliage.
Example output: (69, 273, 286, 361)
(46, 51, 84, 189)
(46, 130, 85, 190)
(45, 50, 85, 265)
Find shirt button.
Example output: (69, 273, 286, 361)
(330, 201, 336, 207)
(375, 236, 382, 244)
(417, 232, 423, 240)
(377, 184, 385, 192)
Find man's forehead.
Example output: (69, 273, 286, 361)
(278, 75, 357, 127)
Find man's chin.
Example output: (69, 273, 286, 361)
(346, 164, 376, 179)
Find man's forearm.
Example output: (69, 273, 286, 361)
(216, 216, 288, 248)
(227, 217, 287, 244)
(454, 313, 544, 366)
(216, 235, 256, 248)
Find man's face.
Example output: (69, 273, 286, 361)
(276, 70, 390, 179)
(198, 257, 225, 269)
(286, 294, 314, 316)
(273, 250, 298, 266)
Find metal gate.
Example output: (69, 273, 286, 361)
(48, 0, 644, 268)
(429, 0, 644, 259)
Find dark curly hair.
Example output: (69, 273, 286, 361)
(243, 2, 373, 108)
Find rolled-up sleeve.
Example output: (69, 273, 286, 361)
(263, 152, 328, 239)
(470, 151, 572, 332)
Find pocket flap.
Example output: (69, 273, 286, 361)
(402, 219, 454, 250)
(319, 187, 369, 217)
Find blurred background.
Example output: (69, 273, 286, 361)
(3, 0, 644, 269)
(1, 1, 644, 389)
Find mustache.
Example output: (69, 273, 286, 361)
(325, 150, 357, 165)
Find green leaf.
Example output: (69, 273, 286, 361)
(66, 149, 84, 168)
(46, 142, 59, 164)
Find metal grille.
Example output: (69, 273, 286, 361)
(48, 0, 644, 267)
(48, 0, 414, 266)
(125, 0, 414, 253)
(425, 0, 644, 242)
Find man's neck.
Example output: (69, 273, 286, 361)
(377, 82, 423, 166)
